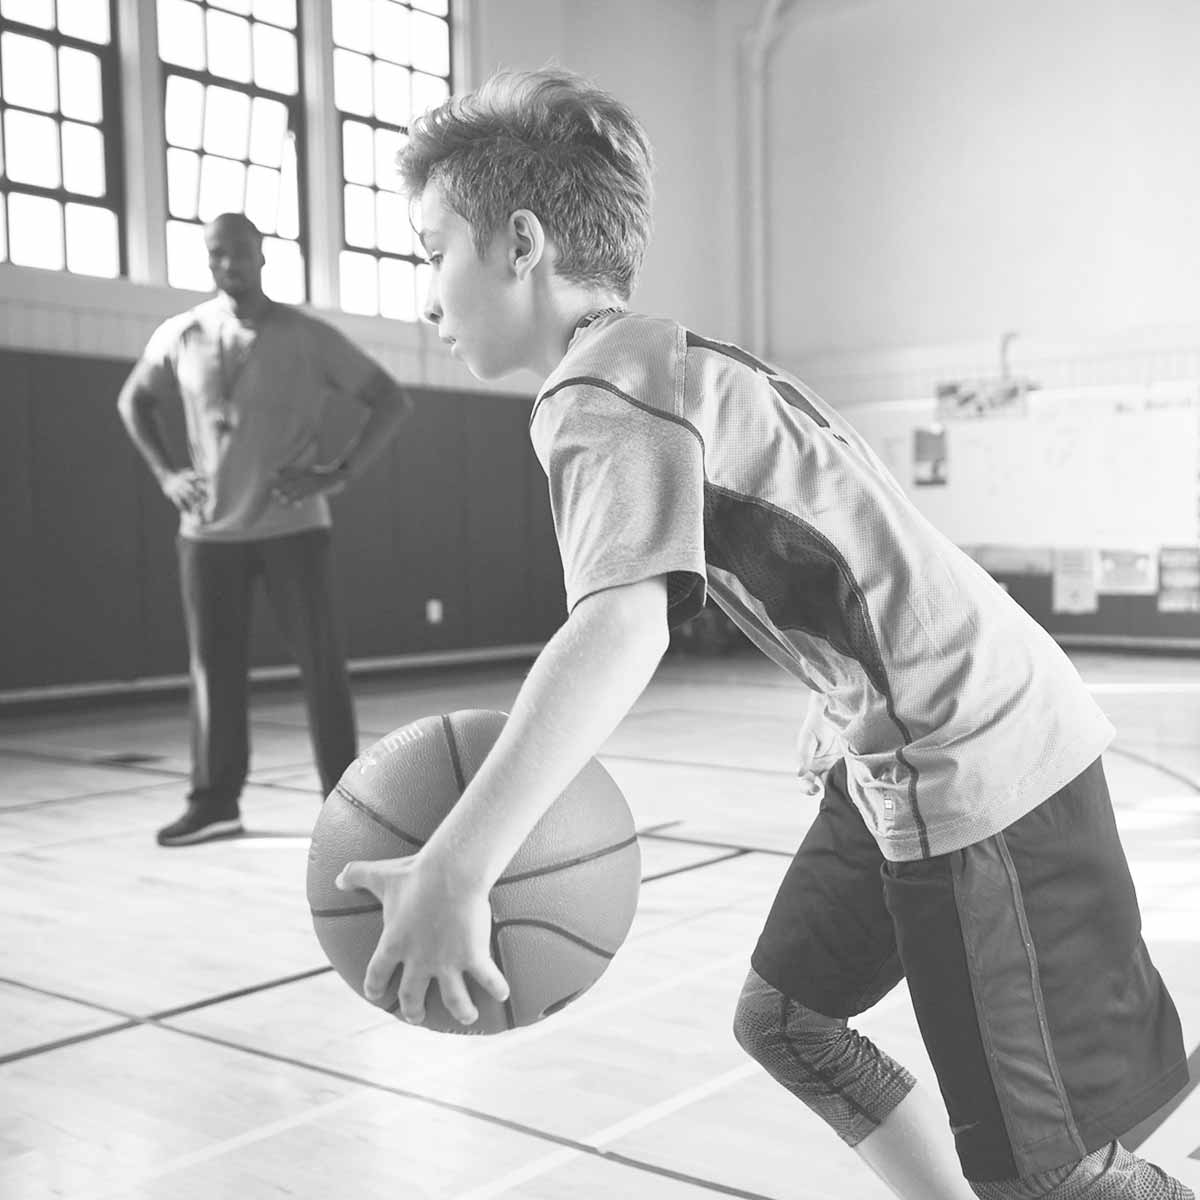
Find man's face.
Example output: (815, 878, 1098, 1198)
(415, 183, 532, 380)
(205, 221, 264, 298)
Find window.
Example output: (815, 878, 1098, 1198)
(331, 0, 450, 319)
(0, 0, 123, 276)
(158, 0, 305, 300)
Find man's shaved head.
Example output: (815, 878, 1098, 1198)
(204, 212, 266, 301)
(205, 212, 263, 243)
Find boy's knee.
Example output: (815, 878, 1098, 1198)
(731, 968, 915, 1147)
(732, 967, 842, 1058)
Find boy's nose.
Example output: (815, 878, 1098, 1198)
(422, 298, 442, 326)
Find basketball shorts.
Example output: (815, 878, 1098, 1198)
(750, 757, 1190, 1182)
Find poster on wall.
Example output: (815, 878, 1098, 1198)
(1157, 546, 1200, 612)
(1096, 549, 1158, 595)
(1051, 548, 1099, 614)
(935, 379, 1033, 421)
(965, 545, 1055, 575)
(912, 425, 948, 486)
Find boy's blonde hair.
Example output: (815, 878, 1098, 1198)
(399, 69, 654, 300)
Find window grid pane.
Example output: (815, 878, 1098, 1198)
(0, 2, 125, 277)
(331, 0, 451, 320)
(160, 0, 306, 299)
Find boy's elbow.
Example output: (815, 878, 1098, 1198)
(587, 577, 671, 657)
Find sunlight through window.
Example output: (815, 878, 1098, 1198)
(0, 2, 122, 275)
(330, 0, 451, 319)
(160, 0, 306, 300)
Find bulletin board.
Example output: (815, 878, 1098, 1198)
(843, 381, 1200, 645)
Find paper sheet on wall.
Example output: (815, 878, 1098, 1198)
(1052, 548, 1099, 613)
(1158, 546, 1200, 612)
(1096, 549, 1158, 595)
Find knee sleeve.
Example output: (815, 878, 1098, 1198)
(968, 1141, 1195, 1200)
(731, 968, 915, 1147)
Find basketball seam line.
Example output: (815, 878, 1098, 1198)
(495, 833, 639, 885)
(310, 902, 381, 918)
(332, 784, 426, 848)
(441, 713, 468, 793)
(492, 921, 516, 1030)
(493, 918, 616, 959)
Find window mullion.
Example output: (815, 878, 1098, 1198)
(298, 0, 340, 310)
(117, 0, 167, 283)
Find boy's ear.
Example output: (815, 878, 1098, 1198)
(508, 209, 546, 280)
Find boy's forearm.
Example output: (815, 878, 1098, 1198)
(420, 577, 670, 890)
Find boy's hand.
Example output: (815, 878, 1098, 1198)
(335, 854, 510, 1026)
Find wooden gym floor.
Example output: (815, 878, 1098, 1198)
(2, 648, 1199, 1199)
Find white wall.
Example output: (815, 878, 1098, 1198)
(767, 0, 1200, 401)
(5, 0, 1196, 405)
(471, 0, 728, 335)
(0, 0, 729, 384)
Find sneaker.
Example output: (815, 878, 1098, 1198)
(156, 806, 244, 847)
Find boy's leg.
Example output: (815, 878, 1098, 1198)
(735, 761, 975, 1199)
(260, 529, 357, 796)
(882, 757, 1191, 1198)
(969, 1141, 1189, 1199)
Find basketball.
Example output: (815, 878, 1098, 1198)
(306, 709, 642, 1034)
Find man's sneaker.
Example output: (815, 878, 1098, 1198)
(156, 806, 243, 846)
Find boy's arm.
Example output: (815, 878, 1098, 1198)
(337, 573, 670, 1026)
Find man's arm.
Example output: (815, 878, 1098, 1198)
(272, 366, 412, 504)
(117, 359, 208, 517)
(337, 574, 671, 1025)
(335, 366, 413, 480)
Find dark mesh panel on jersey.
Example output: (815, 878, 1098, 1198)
(767, 376, 831, 428)
(666, 571, 705, 628)
(703, 484, 890, 699)
(685, 329, 774, 374)
(684, 329, 832, 429)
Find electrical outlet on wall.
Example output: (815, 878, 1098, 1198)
(425, 598, 444, 625)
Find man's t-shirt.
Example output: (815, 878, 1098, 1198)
(530, 312, 1114, 862)
(139, 297, 379, 541)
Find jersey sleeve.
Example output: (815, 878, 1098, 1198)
(309, 316, 383, 398)
(532, 382, 707, 627)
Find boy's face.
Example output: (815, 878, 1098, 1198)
(417, 183, 532, 380)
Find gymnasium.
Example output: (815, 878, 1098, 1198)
(2, 1, 1198, 1197)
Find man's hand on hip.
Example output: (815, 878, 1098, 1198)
(161, 469, 209, 518)
(271, 463, 349, 506)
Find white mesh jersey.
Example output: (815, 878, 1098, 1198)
(530, 312, 1114, 861)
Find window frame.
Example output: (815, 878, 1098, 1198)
(0, 0, 474, 329)
(330, 0, 454, 321)
(157, 0, 311, 300)
(0, 0, 127, 277)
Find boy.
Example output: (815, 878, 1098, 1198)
(337, 71, 1192, 1199)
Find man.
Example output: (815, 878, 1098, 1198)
(118, 213, 411, 846)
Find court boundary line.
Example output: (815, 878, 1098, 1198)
(1107, 743, 1200, 795)
(0, 834, 762, 1066)
(642, 848, 753, 882)
(44, 948, 772, 1200)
